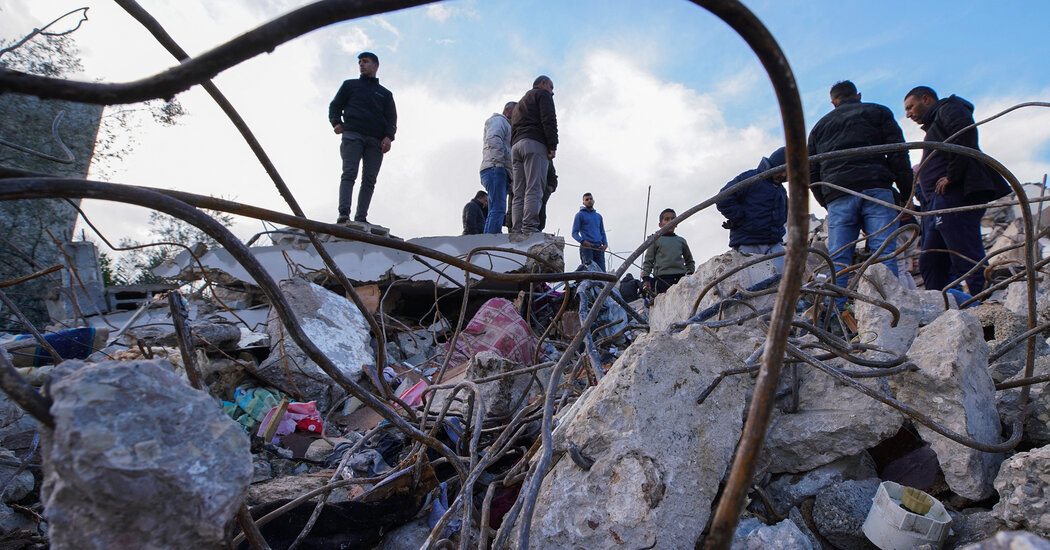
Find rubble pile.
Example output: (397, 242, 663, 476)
(2, 202, 1050, 550)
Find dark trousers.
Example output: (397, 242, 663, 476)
(920, 203, 986, 294)
(338, 132, 383, 220)
(579, 246, 606, 273)
(651, 273, 684, 295)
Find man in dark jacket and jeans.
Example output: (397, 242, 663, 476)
(809, 80, 913, 309)
(905, 86, 1004, 294)
(510, 75, 558, 235)
(717, 147, 788, 272)
(328, 51, 397, 225)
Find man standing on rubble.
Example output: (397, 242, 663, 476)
(809, 80, 913, 311)
(717, 147, 789, 273)
(462, 191, 489, 235)
(510, 76, 558, 235)
(329, 51, 397, 225)
(480, 102, 516, 233)
(904, 86, 1008, 295)
(572, 193, 608, 272)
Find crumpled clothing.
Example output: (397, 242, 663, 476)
(427, 481, 462, 538)
(223, 385, 284, 430)
(445, 298, 538, 365)
(256, 401, 324, 444)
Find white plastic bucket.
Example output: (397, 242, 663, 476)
(862, 481, 952, 550)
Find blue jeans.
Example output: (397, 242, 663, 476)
(480, 167, 509, 234)
(826, 188, 899, 308)
(580, 246, 606, 272)
(920, 194, 986, 293)
(339, 132, 383, 220)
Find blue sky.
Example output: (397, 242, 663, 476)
(2, 0, 1048, 271)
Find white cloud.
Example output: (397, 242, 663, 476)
(337, 27, 371, 55)
(425, 5, 454, 22)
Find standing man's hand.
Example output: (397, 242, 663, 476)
(935, 176, 950, 195)
(599, 244, 607, 251)
(381, 137, 392, 154)
(548, 149, 556, 160)
(581, 240, 591, 249)
(333, 124, 343, 135)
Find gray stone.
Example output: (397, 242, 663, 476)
(247, 473, 331, 506)
(1003, 278, 1050, 328)
(466, 351, 543, 421)
(0, 448, 34, 503)
(126, 322, 241, 350)
(946, 509, 1006, 549)
(854, 264, 920, 357)
(811, 477, 880, 550)
(517, 324, 749, 549)
(256, 278, 371, 411)
(41, 359, 252, 550)
(997, 357, 1050, 446)
(789, 506, 823, 550)
(993, 445, 1050, 537)
(0, 502, 38, 534)
(375, 518, 432, 550)
(896, 310, 1004, 499)
(732, 516, 815, 550)
(765, 452, 878, 515)
(762, 360, 902, 473)
(959, 531, 1050, 550)
(648, 249, 779, 331)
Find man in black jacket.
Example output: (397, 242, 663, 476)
(328, 52, 397, 225)
(462, 191, 489, 235)
(809, 80, 913, 309)
(510, 75, 558, 235)
(905, 86, 1004, 294)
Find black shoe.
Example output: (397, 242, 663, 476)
(354, 216, 368, 224)
(336, 215, 349, 224)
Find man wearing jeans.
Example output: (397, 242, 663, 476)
(510, 75, 558, 235)
(328, 51, 397, 224)
(480, 102, 516, 233)
(572, 193, 608, 272)
(808, 80, 913, 310)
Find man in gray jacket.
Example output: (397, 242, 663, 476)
(480, 102, 516, 233)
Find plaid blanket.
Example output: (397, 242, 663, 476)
(445, 298, 537, 366)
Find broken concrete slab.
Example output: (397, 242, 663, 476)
(958, 531, 1050, 550)
(762, 358, 902, 474)
(517, 324, 748, 549)
(811, 477, 881, 550)
(466, 351, 543, 422)
(731, 516, 815, 550)
(648, 249, 779, 331)
(896, 309, 1004, 500)
(946, 509, 1007, 549)
(854, 264, 920, 357)
(41, 359, 252, 550)
(998, 357, 1050, 447)
(992, 444, 1050, 538)
(256, 278, 372, 411)
(0, 448, 34, 503)
(154, 232, 565, 290)
(765, 452, 877, 516)
(125, 321, 241, 350)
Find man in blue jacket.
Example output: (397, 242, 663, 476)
(328, 52, 397, 225)
(572, 193, 608, 272)
(809, 80, 913, 309)
(717, 147, 788, 272)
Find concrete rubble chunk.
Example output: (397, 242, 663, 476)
(811, 477, 881, 550)
(1003, 278, 1050, 327)
(256, 278, 372, 411)
(731, 516, 815, 550)
(854, 264, 920, 357)
(126, 321, 241, 350)
(41, 359, 252, 550)
(896, 309, 1004, 500)
(992, 444, 1050, 538)
(765, 452, 878, 515)
(514, 324, 748, 549)
(466, 350, 544, 421)
(648, 249, 778, 331)
(946, 509, 1007, 549)
(958, 531, 1050, 550)
(762, 358, 902, 473)
(0, 448, 35, 503)
(997, 356, 1050, 447)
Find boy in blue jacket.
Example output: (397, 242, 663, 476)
(572, 192, 608, 272)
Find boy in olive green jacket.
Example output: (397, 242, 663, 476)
(641, 208, 695, 295)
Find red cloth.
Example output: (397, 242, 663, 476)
(445, 298, 537, 365)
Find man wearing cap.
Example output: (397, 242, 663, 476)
(808, 80, 913, 310)
(328, 51, 397, 224)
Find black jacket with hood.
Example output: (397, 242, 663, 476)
(807, 97, 913, 207)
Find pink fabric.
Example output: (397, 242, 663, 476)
(256, 401, 324, 443)
(446, 298, 537, 365)
(398, 379, 429, 408)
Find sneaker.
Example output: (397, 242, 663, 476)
(336, 215, 349, 224)
(354, 216, 369, 224)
